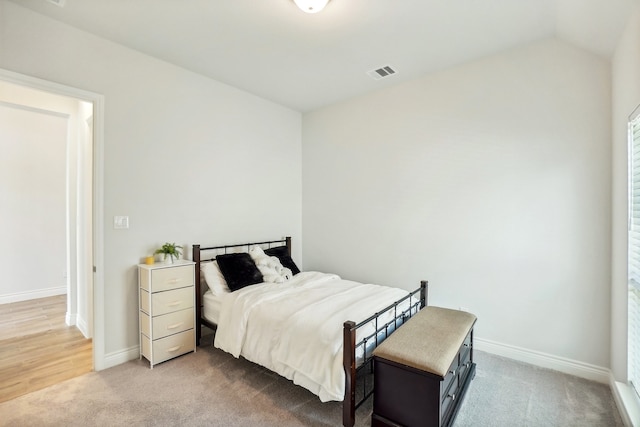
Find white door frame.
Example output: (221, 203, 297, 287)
(0, 68, 106, 370)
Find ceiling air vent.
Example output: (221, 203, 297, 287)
(45, 0, 66, 7)
(367, 65, 398, 81)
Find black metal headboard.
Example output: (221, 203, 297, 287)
(192, 236, 291, 345)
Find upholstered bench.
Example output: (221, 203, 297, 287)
(371, 306, 477, 427)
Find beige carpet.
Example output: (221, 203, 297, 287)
(0, 333, 624, 427)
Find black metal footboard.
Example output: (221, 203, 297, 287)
(342, 280, 428, 427)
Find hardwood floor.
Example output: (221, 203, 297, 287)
(0, 295, 93, 403)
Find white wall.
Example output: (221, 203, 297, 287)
(302, 38, 612, 369)
(0, 100, 67, 300)
(612, 5, 640, 383)
(0, 1, 302, 360)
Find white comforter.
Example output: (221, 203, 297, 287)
(214, 271, 410, 402)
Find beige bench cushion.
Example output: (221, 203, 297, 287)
(373, 306, 476, 378)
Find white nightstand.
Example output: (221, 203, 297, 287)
(138, 260, 196, 368)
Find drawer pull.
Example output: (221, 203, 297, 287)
(167, 301, 182, 307)
(167, 345, 182, 353)
(168, 278, 181, 284)
(463, 343, 469, 347)
(448, 393, 456, 401)
(448, 368, 457, 376)
(167, 322, 183, 330)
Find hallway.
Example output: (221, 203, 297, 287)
(0, 295, 92, 403)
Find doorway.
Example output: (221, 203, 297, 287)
(0, 68, 105, 375)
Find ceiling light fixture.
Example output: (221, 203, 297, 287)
(293, 0, 330, 14)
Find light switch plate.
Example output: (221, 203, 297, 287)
(114, 215, 129, 229)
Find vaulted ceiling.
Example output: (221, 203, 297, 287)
(10, 0, 638, 112)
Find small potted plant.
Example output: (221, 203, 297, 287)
(154, 242, 183, 263)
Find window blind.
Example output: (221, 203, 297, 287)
(628, 112, 640, 399)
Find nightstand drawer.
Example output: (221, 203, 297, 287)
(149, 307, 194, 340)
(141, 286, 193, 316)
(142, 265, 193, 292)
(151, 329, 195, 365)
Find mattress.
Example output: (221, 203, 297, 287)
(202, 290, 223, 325)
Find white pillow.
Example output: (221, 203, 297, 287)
(249, 247, 292, 283)
(201, 261, 230, 295)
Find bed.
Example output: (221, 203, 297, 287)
(192, 237, 427, 427)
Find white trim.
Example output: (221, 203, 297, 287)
(475, 337, 611, 383)
(611, 378, 640, 427)
(76, 315, 90, 339)
(629, 103, 640, 122)
(0, 68, 106, 372)
(103, 345, 140, 370)
(0, 100, 70, 118)
(65, 312, 77, 326)
(0, 286, 66, 304)
(92, 93, 106, 371)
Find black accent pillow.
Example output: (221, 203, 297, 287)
(264, 246, 301, 275)
(216, 253, 263, 291)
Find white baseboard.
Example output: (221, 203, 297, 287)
(65, 312, 77, 326)
(475, 337, 611, 384)
(0, 286, 66, 304)
(103, 345, 140, 370)
(76, 316, 90, 339)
